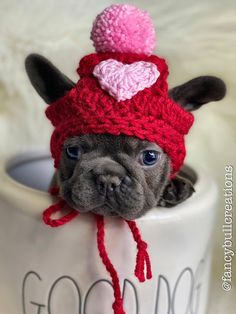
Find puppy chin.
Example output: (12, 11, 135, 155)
(61, 187, 146, 219)
(118, 209, 146, 221)
(92, 205, 118, 217)
(94, 205, 145, 220)
(64, 197, 145, 220)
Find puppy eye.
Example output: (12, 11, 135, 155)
(140, 150, 160, 166)
(66, 146, 81, 160)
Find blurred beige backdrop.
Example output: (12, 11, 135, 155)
(0, 0, 235, 313)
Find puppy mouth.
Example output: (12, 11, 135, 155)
(67, 195, 141, 220)
(65, 198, 118, 216)
(66, 189, 121, 216)
(91, 204, 118, 216)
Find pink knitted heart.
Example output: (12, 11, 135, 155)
(93, 59, 160, 101)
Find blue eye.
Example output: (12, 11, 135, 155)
(141, 150, 160, 166)
(66, 146, 80, 160)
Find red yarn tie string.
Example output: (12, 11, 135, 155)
(96, 215, 125, 314)
(42, 189, 152, 314)
(43, 199, 79, 227)
(125, 220, 152, 282)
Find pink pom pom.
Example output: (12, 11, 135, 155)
(91, 4, 156, 56)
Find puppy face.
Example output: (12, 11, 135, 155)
(58, 134, 171, 220)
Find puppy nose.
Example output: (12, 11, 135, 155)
(97, 174, 122, 194)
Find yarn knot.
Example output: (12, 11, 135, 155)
(137, 241, 147, 251)
(135, 240, 152, 282)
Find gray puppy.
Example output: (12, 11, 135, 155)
(25, 54, 226, 220)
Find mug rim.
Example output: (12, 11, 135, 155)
(0, 149, 218, 220)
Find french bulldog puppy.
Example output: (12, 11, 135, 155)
(25, 54, 226, 220)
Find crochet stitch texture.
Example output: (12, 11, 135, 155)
(91, 4, 156, 55)
(93, 59, 160, 101)
(46, 52, 194, 175)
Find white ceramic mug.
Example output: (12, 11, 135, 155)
(0, 150, 218, 314)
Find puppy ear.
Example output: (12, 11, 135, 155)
(169, 76, 226, 111)
(158, 176, 195, 208)
(25, 53, 75, 104)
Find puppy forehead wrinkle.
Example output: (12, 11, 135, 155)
(135, 140, 163, 152)
(118, 136, 158, 153)
(63, 135, 95, 148)
(63, 136, 79, 147)
(63, 134, 164, 163)
(94, 156, 118, 164)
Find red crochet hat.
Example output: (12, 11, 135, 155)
(46, 3, 194, 176)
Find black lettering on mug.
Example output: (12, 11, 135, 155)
(122, 279, 139, 314)
(30, 301, 45, 314)
(21, 258, 206, 314)
(171, 267, 194, 314)
(22, 271, 45, 314)
(190, 259, 205, 314)
(83, 279, 112, 314)
(48, 276, 81, 314)
(155, 275, 171, 314)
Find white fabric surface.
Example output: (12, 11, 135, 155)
(0, 0, 235, 313)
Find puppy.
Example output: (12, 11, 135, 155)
(25, 54, 226, 220)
